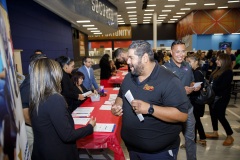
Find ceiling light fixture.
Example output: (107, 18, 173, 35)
(218, 6, 228, 9)
(90, 30, 100, 32)
(125, 1, 136, 3)
(176, 12, 185, 14)
(76, 20, 90, 23)
(164, 5, 175, 7)
(147, 4, 156, 7)
(128, 15, 137, 17)
(143, 17, 152, 18)
(173, 16, 181, 18)
(181, 8, 190, 10)
(87, 28, 98, 30)
(162, 10, 171, 12)
(144, 14, 153, 15)
(170, 19, 178, 20)
(159, 14, 168, 16)
(126, 7, 136, 9)
(168, 21, 175, 23)
(204, 3, 215, 5)
(127, 11, 137, 13)
(168, 0, 179, 1)
(228, 0, 240, 3)
(129, 18, 137, 20)
(214, 33, 223, 35)
(82, 25, 94, 27)
(145, 9, 154, 11)
(93, 33, 102, 34)
(185, 3, 197, 5)
(232, 33, 240, 34)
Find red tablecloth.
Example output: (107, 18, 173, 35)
(75, 88, 125, 160)
(108, 71, 127, 84)
(118, 65, 128, 71)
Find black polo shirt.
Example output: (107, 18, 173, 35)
(163, 59, 195, 87)
(118, 62, 189, 153)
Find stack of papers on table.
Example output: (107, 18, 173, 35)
(72, 107, 94, 118)
(73, 118, 90, 125)
(94, 123, 116, 132)
(109, 94, 117, 101)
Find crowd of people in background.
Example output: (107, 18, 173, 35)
(18, 42, 239, 160)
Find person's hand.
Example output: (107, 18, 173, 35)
(131, 100, 149, 114)
(185, 86, 194, 95)
(111, 103, 123, 116)
(78, 94, 85, 100)
(193, 85, 201, 91)
(89, 116, 96, 127)
(93, 89, 98, 94)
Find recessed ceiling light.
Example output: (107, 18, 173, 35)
(143, 19, 151, 21)
(93, 33, 102, 34)
(162, 10, 171, 12)
(87, 28, 98, 30)
(159, 14, 168, 16)
(144, 14, 153, 15)
(143, 17, 152, 18)
(125, 1, 136, 3)
(218, 6, 228, 9)
(232, 33, 240, 34)
(164, 5, 175, 7)
(131, 23, 137, 24)
(118, 21, 124, 23)
(157, 20, 164, 21)
(143, 22, 150, 24)
(128, 15, 137, 17)
(76, 20, 90, 23)
(170, 19, 178, 21)
(129, 18, 137, 20)
(90, 30, 101, 32)
(82, 25, 94, 27)
(128, 11, 137, 13)
(185, 3, 197, 5)
(168, 0, 179, 1)
(181, 8, 190, 10)
(118, 18, 123, 20)
(130, 21, 137, 22)
(168, 21, 175, 23)
(176, 12, 185, 14)
(147, 4, 156, 7)
(145, 9, 154, 11)
(228, 0, 240, 3)
(117, 15, 121, 17)
(173, 16, 181, 18)
(126, 7, 136, 9)
(158, 17, 166, 19)
(204, 3, 215, 5)
(213, 33, 223, 35)
(118, 23, 125, 25)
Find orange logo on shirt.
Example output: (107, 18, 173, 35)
(143, 84, 154, 91)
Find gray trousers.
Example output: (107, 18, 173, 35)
(183, 107, 196, 160)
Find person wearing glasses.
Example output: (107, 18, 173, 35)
(78, 56, 99, 94)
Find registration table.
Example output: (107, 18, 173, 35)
(108, 70, 127, 84)
(75, 88, 125, 160)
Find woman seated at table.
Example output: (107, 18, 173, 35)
(29, 58, 96, 160)
(72, 71, 94, 108)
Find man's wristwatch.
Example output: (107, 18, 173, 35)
(148, 104, 154, 115)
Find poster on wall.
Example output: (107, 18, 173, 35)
(0, 0, 30, 160)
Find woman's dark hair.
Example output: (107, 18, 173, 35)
(71, 71, 85, 85)
(211, 53, 232, 80)
(55, 56, 73, 68)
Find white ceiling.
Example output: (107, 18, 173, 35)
(34, 0, 240, 35)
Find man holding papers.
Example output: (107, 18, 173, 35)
(111, 40, 189, 159)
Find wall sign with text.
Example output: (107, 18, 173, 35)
(88, 26, 132, 40)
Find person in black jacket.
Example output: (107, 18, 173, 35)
(186, 54, 206, 147)
(29, 58, 96, 160)
(55, 56, 83, 113)
(99, 54, 112, 87)
(206, 53, 234, 146)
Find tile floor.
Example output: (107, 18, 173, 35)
(79, 69, 240, 160)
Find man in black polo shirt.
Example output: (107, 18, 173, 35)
(163, 40, 200, 160)
(111, 40, 189, 159)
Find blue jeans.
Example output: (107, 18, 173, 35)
(129, 148, 179, 160)
(183, 107, 196, 160)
